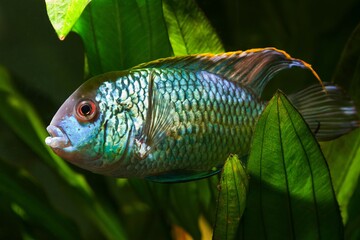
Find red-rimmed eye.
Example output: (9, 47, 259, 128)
(75, 100, 97, 122)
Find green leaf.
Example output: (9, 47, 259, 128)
(331, 22, 360, 103)
(169, 183, 201, 239)
(321, 22, 360, 231)
(0, 67, 127, 240)
(240, 91, 343, 239)
(0, 161, 80, 240)
(196, 176, 219, 226)
(163, 0, 224, 55)
(0, 66, 90, 194)
(344, 177, 360, 240)
(321, 129, 360, 224)
(73, 0, 173, 75)
(46, 0, 91, 40)
(213, 155, 248, 240)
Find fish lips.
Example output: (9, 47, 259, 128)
(45, 124, 102, 165)
(45, 125, 71, 149)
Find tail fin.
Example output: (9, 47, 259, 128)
(288, 83, 359, 141)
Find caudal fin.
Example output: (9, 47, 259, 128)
(288, 83, 359, 141)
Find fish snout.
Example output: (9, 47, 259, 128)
(45, 125, 70, 149)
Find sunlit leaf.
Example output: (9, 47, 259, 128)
(73, 0, 173, 75)
(240, 91, 343, 239)
(163, 0, 224, 55)
(213, 155, 248, 240)
(46, 0, 91, 40)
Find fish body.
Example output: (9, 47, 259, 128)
(45, 48, 359, 182)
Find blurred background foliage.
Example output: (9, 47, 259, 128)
(0, 0, 360, 239)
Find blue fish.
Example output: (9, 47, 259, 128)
(45, 48, 359, 182)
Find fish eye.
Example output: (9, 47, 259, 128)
(75, 100, 97, 122)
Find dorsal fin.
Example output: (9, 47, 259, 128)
(134, 47, 322, 96)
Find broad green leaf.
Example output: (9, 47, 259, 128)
(213, 155, 248, 240)
(73, 0, 173, 75)
(163, 0, 224, 55)
(321, 22, 360, 225)
(240, 92, 343, 239)
(46, 0, 91, 40)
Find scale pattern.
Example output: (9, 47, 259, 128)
(95, 68, 264, 179)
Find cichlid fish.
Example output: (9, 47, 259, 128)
(45, 48, 359, 182)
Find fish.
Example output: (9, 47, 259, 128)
(45, 48, 359, 182)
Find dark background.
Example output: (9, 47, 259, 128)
(1, 0, 360, 116)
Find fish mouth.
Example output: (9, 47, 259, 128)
(45, 125, 71, 149)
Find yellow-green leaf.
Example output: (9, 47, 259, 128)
(46, 0, 91, 40)
(73, 0, 173, 75)
(163, 0, 224, 55)
(213, 155, 248, 240)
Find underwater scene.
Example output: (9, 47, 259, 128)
(0, 0, 360, 239)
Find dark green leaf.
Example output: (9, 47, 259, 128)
(321, 129, 360, 224)
(213, 155, 248, 240)
(331, 22, 360, 103)
(344, 177, 360, 240)
(169, 183, 201, 239)
(46, 0, 91, 40)
(0, 66, 90, 193)
(163, 0, 224, 55)
(321, 22, 360, 236)
(0, 161, 79, 240)
(73, 0, 173, 75)
(240, 91, 343, 239)
(196, 176, 219, 226)
(0, 67, 127, 240)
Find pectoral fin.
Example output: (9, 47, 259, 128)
(134, 71, 175, 159)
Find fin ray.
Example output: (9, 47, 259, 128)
(134, 47, 322, 96)
(289, 83, 359, 141)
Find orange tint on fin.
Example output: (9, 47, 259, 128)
(134, 47, 324, 96)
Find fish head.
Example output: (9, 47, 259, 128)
(45, 72, 135, 175)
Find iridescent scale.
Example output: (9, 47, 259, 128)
(95, 68, 264, 180)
